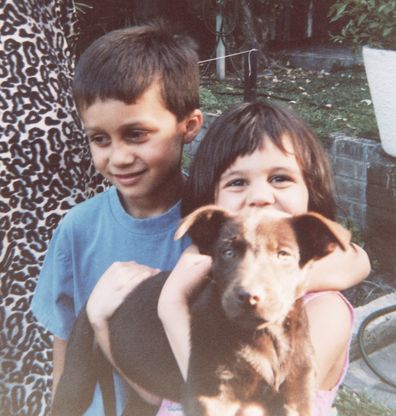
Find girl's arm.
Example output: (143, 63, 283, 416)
(306, 243, 370, 292)
(157, 245, 211, 380)
(305, 292, 352, 390)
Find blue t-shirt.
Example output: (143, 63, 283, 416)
(31, 186, 191, 415)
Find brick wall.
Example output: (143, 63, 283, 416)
(186, 115, 396, 276)
(324, 134, 396, 275)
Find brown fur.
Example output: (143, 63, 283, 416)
(178, 207, 349, 416)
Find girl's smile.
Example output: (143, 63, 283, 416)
(215, 137, 309, 215)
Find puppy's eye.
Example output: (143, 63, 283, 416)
(222, 248, 235, 259)
(277, 250, 291, 260)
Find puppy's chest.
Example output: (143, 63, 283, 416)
(213, 325, 292, 396)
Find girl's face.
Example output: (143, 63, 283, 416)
(214, 136, 309, 215)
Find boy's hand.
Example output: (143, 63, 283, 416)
(87, 261, 160, 328)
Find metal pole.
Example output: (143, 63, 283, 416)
(216, 13, 225, 80)
(244, 44, 257, 102)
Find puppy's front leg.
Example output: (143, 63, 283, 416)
(185, 395, 240, 416)
(281, 361, 315, 416)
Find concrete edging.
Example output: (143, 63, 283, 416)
(350, 292, 396, 361)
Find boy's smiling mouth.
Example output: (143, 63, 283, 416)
(113, 170, 147, 185)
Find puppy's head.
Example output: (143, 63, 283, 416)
(176, 206, 351, 330)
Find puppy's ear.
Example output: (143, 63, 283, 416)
(291, 212, 351, 266)
(175, 205, 232, 254)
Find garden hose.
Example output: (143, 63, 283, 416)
(357, 304, 396, 389)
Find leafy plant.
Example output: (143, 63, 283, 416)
(329, 0, 396, 49)
(335, 386, 396, 416)
(200, 86, 222, 113)
(339, 218, 365, 248)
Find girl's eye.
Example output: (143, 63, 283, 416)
(269, 175, 293, 186)
(225, 178, 247, 188)
(89, 135, 110, 146)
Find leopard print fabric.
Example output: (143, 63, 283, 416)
(1, 1, 106, 414)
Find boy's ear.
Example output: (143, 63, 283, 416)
(181, 109, 203, 144)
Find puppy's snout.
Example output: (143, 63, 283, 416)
(236, 288, 262, 308)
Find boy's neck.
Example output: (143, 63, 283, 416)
(118, 172, 184, 219)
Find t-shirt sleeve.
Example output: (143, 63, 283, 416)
(31, 220, 76, 340)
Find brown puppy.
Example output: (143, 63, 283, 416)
(52, 206, 350, 416)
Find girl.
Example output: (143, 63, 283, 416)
(88, 102, 370, 415)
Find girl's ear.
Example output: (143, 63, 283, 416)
(181, 109, 203, 144)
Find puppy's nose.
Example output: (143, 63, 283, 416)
(236, 288, 262, 307)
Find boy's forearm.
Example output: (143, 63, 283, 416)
(52, 337, 67, 400)
(306, 243, 371, 292)
(90, 317, 162, 405)
(89, 318, 116, 367)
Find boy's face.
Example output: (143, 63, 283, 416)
(81, 82, 197, 218)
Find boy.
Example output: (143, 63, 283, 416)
(31, 24, 203, 415)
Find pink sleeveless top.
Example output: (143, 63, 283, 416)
(156, 291, 354, 416)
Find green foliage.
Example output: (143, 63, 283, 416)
(329, 0, 396, 49)
(340, 218, 365, 247)
(200, 87, 222, 114)
(335, 386, 396, 416)
(200, 66, 378, 140)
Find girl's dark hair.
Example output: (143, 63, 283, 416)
(73, 23, 200, 121)
(181, 101, 336, 219)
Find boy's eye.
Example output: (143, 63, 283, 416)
(89, 135, 110, 146)
(124, 129, 148, 142)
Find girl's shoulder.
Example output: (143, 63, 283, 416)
(304, 291, 355, 358)
(304, 291, 354, 323)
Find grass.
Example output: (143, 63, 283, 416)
(335, 386, 396, 416)
(200, 65, 379, 140)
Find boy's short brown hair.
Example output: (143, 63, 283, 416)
(73, 23, 200, 121)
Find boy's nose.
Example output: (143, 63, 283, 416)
(247, 183, 275, 207)
(110, 143, 135, 166)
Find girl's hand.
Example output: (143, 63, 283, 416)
(305, 243, 370, 293)
(158, 245, 212, 313)
(87, 261, 160, 328)
(157, 245, 212, 380)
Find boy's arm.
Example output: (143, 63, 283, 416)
(306, 243, 370, 292)
(86, 261, 160, 364)
(86, 261, 164, 405)
(52, 337, 67, 399)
